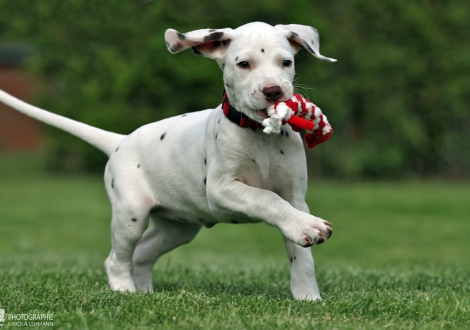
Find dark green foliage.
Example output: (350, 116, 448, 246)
(308, 1, 470, 178)
(0, 0, 469, 177)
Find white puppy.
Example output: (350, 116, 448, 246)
(0, 22, 336, 300)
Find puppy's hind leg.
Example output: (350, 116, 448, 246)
(132, 217, 202, 292)
(104, 201, 151, 292)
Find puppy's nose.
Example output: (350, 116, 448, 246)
(262, 86, 283, 102)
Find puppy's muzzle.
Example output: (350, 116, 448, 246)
(263, 86, 283, 102)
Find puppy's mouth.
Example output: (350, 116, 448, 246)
(257, 109, 268, 118)
(254, 93, 292, 119)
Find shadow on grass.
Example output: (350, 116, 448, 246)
(151, 265, 293, 300)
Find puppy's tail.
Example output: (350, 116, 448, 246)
(0, 89, 125, 157)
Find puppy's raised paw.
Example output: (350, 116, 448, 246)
(281, 214, 333, 247)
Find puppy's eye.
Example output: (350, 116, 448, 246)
(237, 61, 250, 69)
(282, 60, 292, 67)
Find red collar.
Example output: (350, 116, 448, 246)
(222, 92, 263, 129)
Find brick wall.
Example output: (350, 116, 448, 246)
(0, 65, 42, 151)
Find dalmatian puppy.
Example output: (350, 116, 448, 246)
(0, 22, 336, 300)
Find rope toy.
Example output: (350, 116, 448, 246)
(262, 94, 333, 149)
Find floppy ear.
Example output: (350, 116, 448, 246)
(165, 28, 234, 59)
(275, 24, 337, 62)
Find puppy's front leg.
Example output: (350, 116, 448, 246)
(285, 238, 321, 300)
(283, 201, 322, 300)
(207, 179, 332, 247)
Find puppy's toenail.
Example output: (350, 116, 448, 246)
(326, 228, 333, 238)
(304, 237, 313, 247)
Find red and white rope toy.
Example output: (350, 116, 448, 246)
(262, 94, 333, 149)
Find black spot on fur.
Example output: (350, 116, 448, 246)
(160, 133, 166, 141)
(290, 257, 293, 263)
(286, 131, 289, 138)
(111, 179, 114, 189)
(234, 178, 240, 181)
(294, 256, 297, 260)
(235, 56, 239, 61)
(204, 32, 224, 42)
(231, 219, 239, 224)
(281, 130, 284, 136)
(182, 114, 187, 117)
(204, 158, 207, 165)
(115, 147, 119, 152)
(209, 29, 216, 32)
(261, 48, 264, 53)
(222, 63, 225, 70)
(290, 32, 299, 38)
(215, 134, 218, 139)
(192, 47, 203, 55)
(177, 32, 186, 40)
(171, 42, 184, 53)
(204, 177, 207, 184)
(225, 83, 231, 89)
(280, 149, 284, 154)
(132, 218, 137, 222)
(137, 164, 140, 168)
(252, 158, 256, 163)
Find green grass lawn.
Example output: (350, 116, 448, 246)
(0, 153, 469, 329)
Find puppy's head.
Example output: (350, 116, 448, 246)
(165, 22, 336, 123)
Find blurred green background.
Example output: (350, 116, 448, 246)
(1, 5, 469, 326)
(1, 154, 469, 270)
(1, 0, 469, 179)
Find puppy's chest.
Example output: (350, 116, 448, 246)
(217, 134, 295, 190)
(234, 150, 281, 187)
